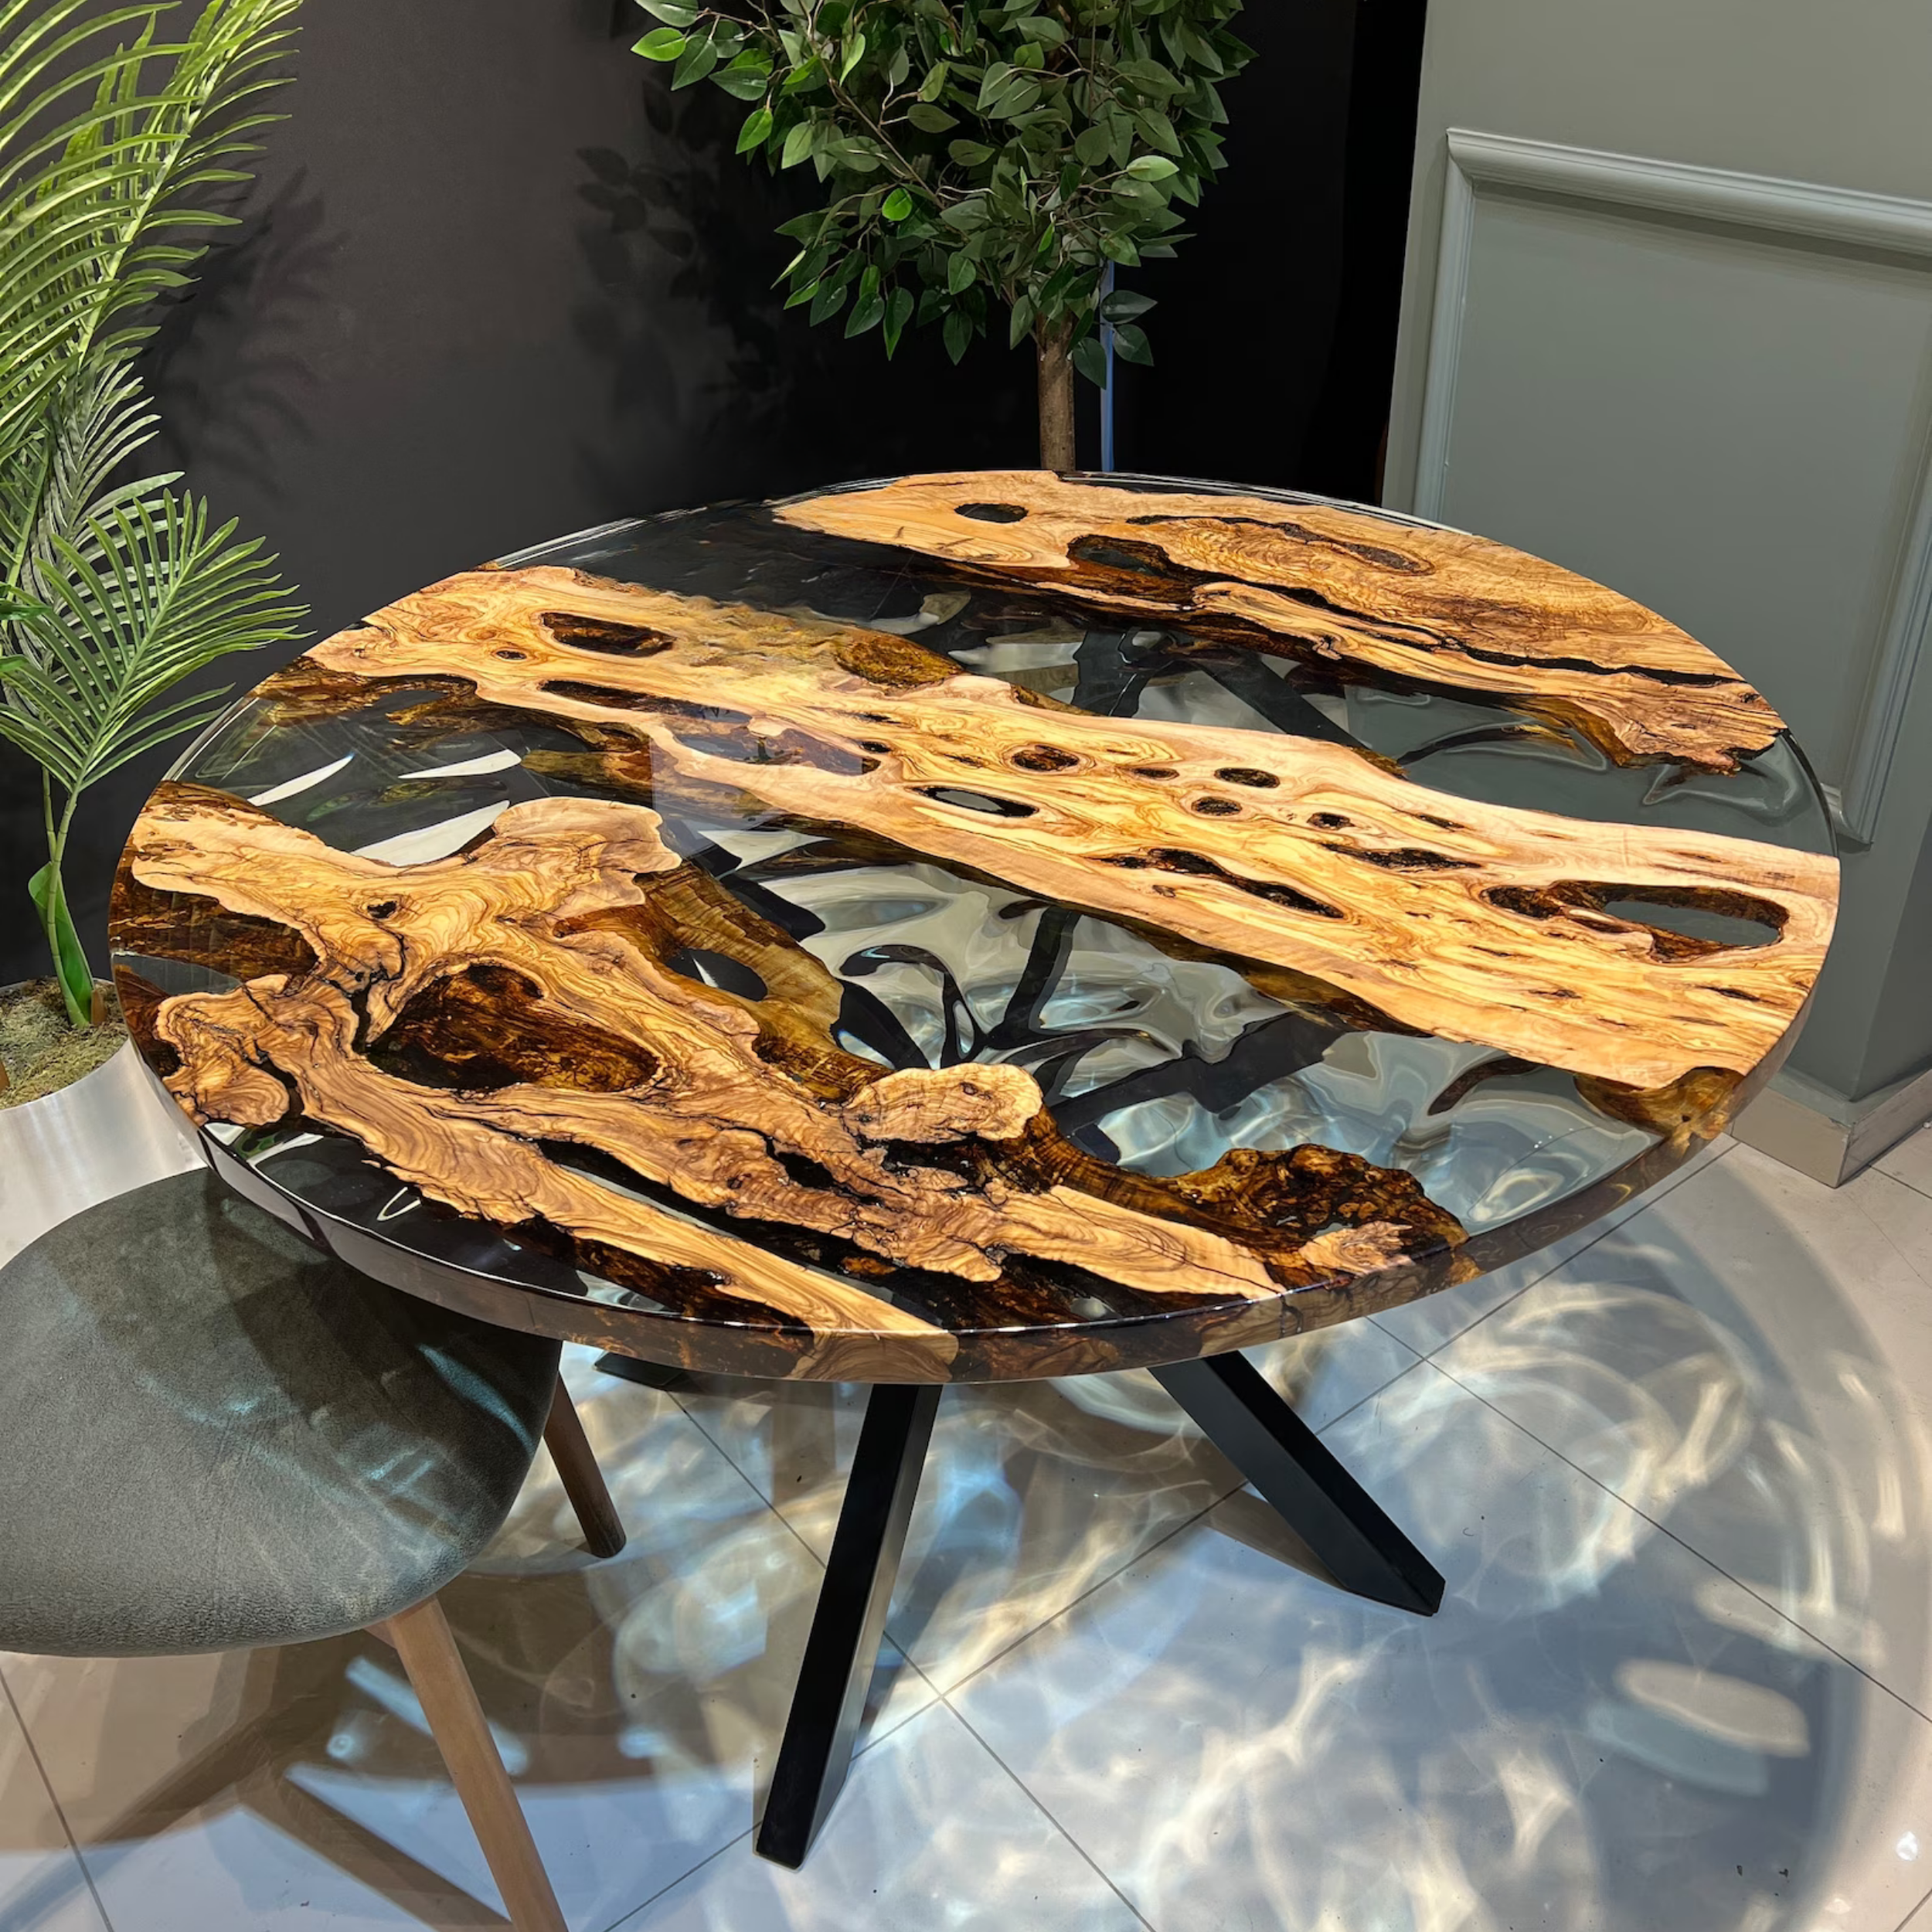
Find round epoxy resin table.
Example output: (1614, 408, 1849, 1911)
(111, 471, 1838, 1865)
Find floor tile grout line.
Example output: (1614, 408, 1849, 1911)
(939, 1696, 1160, 1931)
(896, 1345, 1434, 1700)
(1886, 1870, 1932, 1932)
(0, 1659, 117, 1932)
(1876, 1164, 1932, 1206)
(899, 1478, 1245, 1702)
(570, 1376, 937, 1924)
(1386, 1142, 1741, 1366)
(1842, 1167, 1932, 1291)
(1890, 1876, 1932, 1932)
(1421, 1349, 1932, 1729)
(594, 1824, 757, 1932)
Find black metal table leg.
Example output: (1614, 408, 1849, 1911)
(1152, 1351, 1444, 1617)
(756, 1382, 942, 1869)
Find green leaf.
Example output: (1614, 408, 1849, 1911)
(947, 140, 995, 168)
(975, 62, 1013, 107)
(1115, 57, 1179, 94)
(637, 0, 699, 24)
(633, 26, 687, 60)
(1124, 154, 1178, 180)
(808, 277, 851, 324)
(1112, 321, 1153, 365)
(1073, 125, 1111, 168)
(906, 101, 957, 131)
(736, 107, 774, 153)
(1099, 287, 1155, 322)
(839, 29, 867, 80)
(985, 77, 1041, 119)
(886, 44, 910, 88)
(712, 53, 772, 100)
(947, 250, 976, 294)
(1100, 230, 1141, 265)
(28, 860, 92, 1026)
(781, 119, 815, 168)
(845, 284, 886, 336)
(1015, 15, 1066, 43)
(944, 307, 973, 362)
(882, 285, 917, 355)
(824, 138, 884, 172)
(0, 492, 304, 804)
(882, 187, 914, 221)
(1072, 333, 1108, 386)
(1134, 107, 1182, 155)
(918, 61, 950, 102)
(671, 36, 719, 87)
(1008, 294, 1035, 349)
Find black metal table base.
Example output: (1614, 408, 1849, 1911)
(756, 1384, 941, 1869)
(753, 1350, 1442, 1869)
(1150, 1352, 1444, 1616)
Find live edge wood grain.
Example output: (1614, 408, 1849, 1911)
(774, 471, 1784, 771)
(121, 785, 1466, 1382)
(110, 481, 1839, 1384)
(297, 565, 1835, 1090)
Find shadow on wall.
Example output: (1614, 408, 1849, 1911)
(145, 170, 342, 506)
(570, 73, 1038, 510)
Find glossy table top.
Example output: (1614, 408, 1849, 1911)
(111, 472, 1838, 1382)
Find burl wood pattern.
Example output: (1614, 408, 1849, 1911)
(120, 784, 1465, 1380)
(299, 566, 1834, 1090)
(111, 480, 1838, 1383)
(775, 471, 1783, 771)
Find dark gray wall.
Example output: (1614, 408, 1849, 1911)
(3, 0, 1407, 983)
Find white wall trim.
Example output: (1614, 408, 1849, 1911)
(1414, 128, 1932, 840)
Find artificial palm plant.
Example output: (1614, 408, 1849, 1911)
(0, 0, 305, 1032)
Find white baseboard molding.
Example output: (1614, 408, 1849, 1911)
(1732, 1060, 1932, 1186)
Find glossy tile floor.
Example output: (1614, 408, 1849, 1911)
(5, 1128, 1932, 1931)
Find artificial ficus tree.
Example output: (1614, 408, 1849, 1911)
(633, 0, 1253, 471)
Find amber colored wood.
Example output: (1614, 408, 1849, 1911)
(543, 1382, 626, 1559)
(127, 785, 1466, 1379)
(376, 1597, 566, 1932)
(774, 470, 1785, 772)
(299, 566, 1836, 1089)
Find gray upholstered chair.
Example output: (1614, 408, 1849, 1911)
(0, 1169, 626, 1932)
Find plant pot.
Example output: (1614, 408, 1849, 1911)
(0, 984, 202, 1267)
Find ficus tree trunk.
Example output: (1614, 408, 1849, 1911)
(1036, 318, 1076, 473)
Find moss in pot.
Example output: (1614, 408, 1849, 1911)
(0, 981, 126, 1110)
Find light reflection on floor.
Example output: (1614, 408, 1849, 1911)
(5, 1136, 1932, 1931)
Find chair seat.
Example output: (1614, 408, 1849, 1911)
(0, 1170, 562, 1657)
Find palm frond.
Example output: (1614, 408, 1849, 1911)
(0, 487, 304, 798)
(0, 0, 300, 482)
(0, 360, 162, 583)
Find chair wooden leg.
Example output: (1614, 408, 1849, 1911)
(544, 1379, 627, 1558)
(376, 1597, 566, 1932)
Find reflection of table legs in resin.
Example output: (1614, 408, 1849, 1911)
(753, 1350, 1445, 1870)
